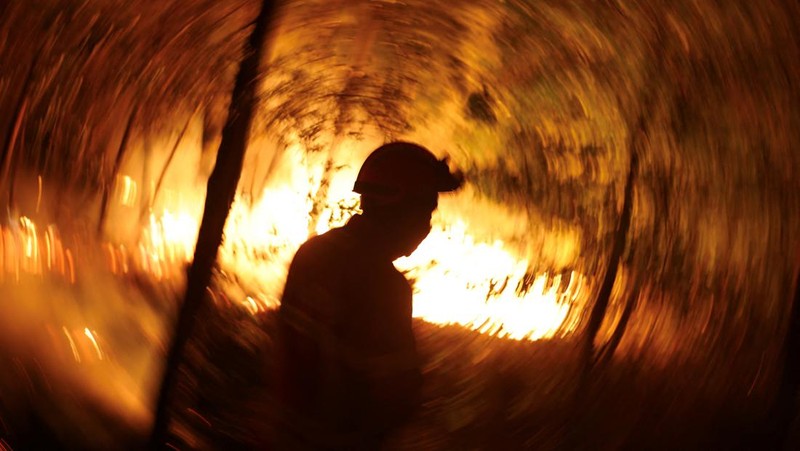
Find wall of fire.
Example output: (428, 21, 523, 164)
(1, 0, 799, 445)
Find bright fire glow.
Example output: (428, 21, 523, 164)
(84, 327, 104, 360)
(130, 180, 584, 341)
(1, 216, 71, 283)
(396, 221, 582, 340)
(0, 166, 586, 342)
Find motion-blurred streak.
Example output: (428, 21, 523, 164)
(0, 0, 798, 449)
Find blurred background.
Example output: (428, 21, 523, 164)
(0, 0, 798, 448)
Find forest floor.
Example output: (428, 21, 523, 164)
(0, 268, 782, 450)
(169, 304, 773, 450)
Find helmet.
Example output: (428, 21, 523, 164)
(353, 142, 463, 202)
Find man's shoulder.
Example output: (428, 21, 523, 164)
(294, 226, 356, 263)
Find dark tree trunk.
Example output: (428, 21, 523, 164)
(594, 274, 642, 368)
(582, 147, 638, 372)
(568, 129, 638, 450)
(579, 26, 665, 379)
(149, 0, 278, 447)
(770, 261, 800, 447)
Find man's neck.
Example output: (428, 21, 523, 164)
(345, 214, 404, 261)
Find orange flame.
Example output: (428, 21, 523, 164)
(1, 216, 72, 283)
(133, 181, 584, 341)
(0, 159, 586, 342)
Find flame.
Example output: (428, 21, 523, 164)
(0, 216, 72, 283)
(137, 209, 199, 279)
(133, 182, 584, 341)
(63, 326, 81, 363)
(118, 175, 138, 207)
(0, 166, 586, 342)
(396, 221, 582, 340)
(84, 327, 104, 360)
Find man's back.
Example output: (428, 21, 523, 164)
(276, 216, 421, 448)
(275, 141, 462, 448)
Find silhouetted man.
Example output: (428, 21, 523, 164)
(276, 142, 462, 449)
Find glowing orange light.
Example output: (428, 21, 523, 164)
(84, 327, 103, 360)
(63, 327, 81, 363)
(119, 175, 138, 207)
(135, 182, 585, 340)
(397, 221, 582, 340)
(65, 248, 75, 284)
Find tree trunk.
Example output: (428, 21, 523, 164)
(579, 26, 665, 380)
(770, 259, 800, 447)
(148, 0, 278, 446)
(594, 273, 642, 368)
(582, 147, 638, 372)
(567, 132, 638, 450)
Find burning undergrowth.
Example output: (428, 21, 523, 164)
(0, 155, 590, 448)
(1, 0, 799, 448)
(95, 126, 591, 342)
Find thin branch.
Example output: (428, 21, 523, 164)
(97, 105, 138, 235)
(148, 111, 194, 212)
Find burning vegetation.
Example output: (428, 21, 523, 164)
(1, 0, 799, 449)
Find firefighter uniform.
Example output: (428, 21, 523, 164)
(275, 141, 462, 449)
(276, 214, 422, 449)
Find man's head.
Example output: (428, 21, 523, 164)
(354, 142, 463, 257)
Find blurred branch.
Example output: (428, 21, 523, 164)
(0, 50, 41, 207)
(146, 111, 195, 215)
(96, 105, 138, 235)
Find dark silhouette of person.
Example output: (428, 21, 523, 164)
(275, 142, 463, 449)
